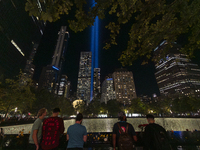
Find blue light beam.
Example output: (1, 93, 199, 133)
(90, 0, 99, 101)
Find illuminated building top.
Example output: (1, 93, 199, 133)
(112, 70, 137, 104)
(77, 52, 92, 104)
(154, 43, 200, 97)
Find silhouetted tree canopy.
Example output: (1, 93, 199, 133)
(26, 0, 200, 65)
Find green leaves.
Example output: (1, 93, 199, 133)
(25, 0, 200, 66)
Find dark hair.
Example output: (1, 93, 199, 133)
(38, 108, 46, 117)
(76, 113, 83, 121)
(53, 108, 60, 113)
(146, 114, 154, 120)
(118, 111, 125, 121)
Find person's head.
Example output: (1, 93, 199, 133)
(38, 108, 47, 118)
(146, 114, 155, 124)
(76, 113, 83, 124)
(53, 108, 60, 117)
(118, 111, 126, 121)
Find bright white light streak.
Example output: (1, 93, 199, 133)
(11, 40, 25, 56)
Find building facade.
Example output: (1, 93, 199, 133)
(93, 68, 101, 97)
(39, 26, 69, 93)
(24, 43, 39, 78)
(155, 42, 200, 97)
(112, 69, 137, 104)
(38, 65, 55, 92)
(64, 81, 71, 98)
(0, 0, 45, 78)
(77, 52, 92, 104)
(101, 78, 116, 104)
(58, 75, 68, 96)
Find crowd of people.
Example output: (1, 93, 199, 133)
(28, 108, 171, 150)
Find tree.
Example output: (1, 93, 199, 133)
(0, 72, 35, 117)
(31, 89, 57, 115)
(25, 0, 200, 65)
(129, 98, 148, 114)
(149, 97, 172, 116)
(171, 96, 193, 114)
(188, 97, 200, 113)
(75, 102, 85, 114)
(106, 100, 122, 117)
(57, 97, 74, 116)
(85, 100, 101, 116)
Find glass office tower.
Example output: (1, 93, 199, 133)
(155, 41, 200, 97)
(77, 52, 92, 105)
(39, 26, 69, 93)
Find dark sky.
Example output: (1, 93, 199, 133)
(33, 14, 160, 97)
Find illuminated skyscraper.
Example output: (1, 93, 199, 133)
(101, 78, 116, 104)
(112, 69, 137, 104)
(39, 26, 69, 92)
(58, 75, 68, 96)
(93, 68, 101, 97)
(64, 81, 71, 98)
(0, 0, 45, 77)
(154, 41, 200, 97)
(77, 52, 92, 104)
(51, 26, 69, 69)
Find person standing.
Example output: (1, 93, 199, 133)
(67, 113, 87, 150)
(29, 108, 47, 150)
(41, 108, 65, 150)
(143, 114, 171, 150)
(112, 111, 137, 150)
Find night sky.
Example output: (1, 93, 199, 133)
(33, 14, 160, 97)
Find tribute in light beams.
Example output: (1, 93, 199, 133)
(90, 0, 99, 100)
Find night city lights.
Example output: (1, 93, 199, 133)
(1, 1, 200, 149)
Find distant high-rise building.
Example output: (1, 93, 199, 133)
(93, 68, 101, 97)
(38, 65, 55, 92)
(24, 44, 39, 78)
(51, 26, 69, 69)
(39, 26, 69, 93)
(77, 52, 92, 104)
(64, 81, 71, 98)
(154, 41, 200, 97)
(58, 75, 68, 96)
(101, 78, 116, 104)
(112, 69, 137, 104)
(0, 0, 45, 77)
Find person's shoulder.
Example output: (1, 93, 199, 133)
(79, 124, 86, 128)
(154, 123, 166, 130)
(127, 122, 134, 128)
(34, 118, 42, 124)
(113, 122, 119, 127)
(55, 117, 63, 122)
(82, 125, 87, 130)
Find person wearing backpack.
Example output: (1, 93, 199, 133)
(112, 111, 137, 150)
(143, 114, 172, 150)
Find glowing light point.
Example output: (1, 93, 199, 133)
(11, 40, 25, 56)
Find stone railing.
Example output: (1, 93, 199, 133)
(1, 131, 200, 150)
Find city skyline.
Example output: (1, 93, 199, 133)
(32, 16, 160, 97)
(4, 2, 200, 98)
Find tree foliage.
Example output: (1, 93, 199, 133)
(129, 98, 148, 114)
(0, 72, 35, 117)
(106, 100, 122, 117)
(26, 0, 200, 65)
